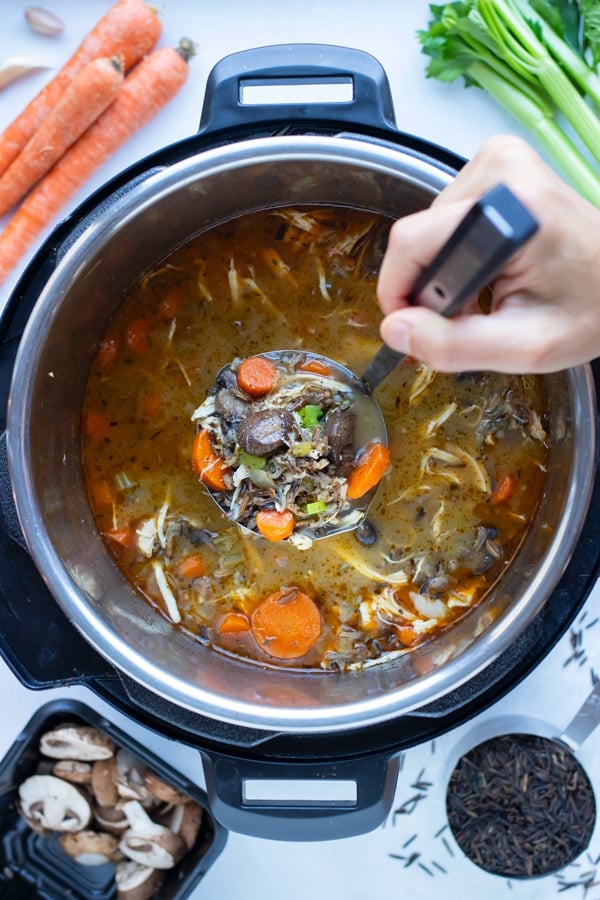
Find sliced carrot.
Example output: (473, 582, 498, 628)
(236, 356, 278, 397)
(125, 317, 151, 354)
(0, 0, 161, 178)
(158, 286, 185, 320)
(0, 56, 125, 218)
(255, 508, 295, 542)
(490, 473, 517, 505)
(90, 478, 113, 511)
(395, 626, 420, 647)
(346, 441, 391, 500)
(251, 588, 322, 659)
(0, 40, 194, 287)
(191, 429, 230, 491)
(217, 611, 251, 634)
(85, 409, 112, 441)
(296, 357, 333, 377)
(177, 553, 206, 580)
(104, 526, 133, 547)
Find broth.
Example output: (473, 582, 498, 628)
(81, 206, 549, 671)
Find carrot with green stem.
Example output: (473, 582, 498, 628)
(0, 0, 161, 177)
(0, 40, 195, 287)
(0, 56, 125, 218)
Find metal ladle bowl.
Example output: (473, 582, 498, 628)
(196, 183, 539, 544)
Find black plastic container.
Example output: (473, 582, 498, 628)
(0, 700, 227, 900)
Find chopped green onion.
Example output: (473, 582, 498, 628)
(304, 500, 328, 515)
(291, 441, 313, 457)
(238, 450, 267, 469)
(115, 471, 137, 491)
(298, 404, 323, 428)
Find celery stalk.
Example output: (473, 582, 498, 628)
(479, 0, 600, 164)
(470, 60, 600, 205)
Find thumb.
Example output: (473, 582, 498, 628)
(380, 306, 561, 374)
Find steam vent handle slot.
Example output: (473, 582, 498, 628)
(198, 43, 397, 134)
(200, 751, 399, 841)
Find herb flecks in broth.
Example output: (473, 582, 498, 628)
(81, 206, 549, 671)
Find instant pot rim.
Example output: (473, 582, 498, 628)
(5, 133, 597, 734)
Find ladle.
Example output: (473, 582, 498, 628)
(195, 183, 539, 544)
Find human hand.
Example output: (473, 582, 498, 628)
(377, 135, 600, 373)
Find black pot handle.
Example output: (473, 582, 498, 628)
(198, 44, 397, 135)
(200, 749, 399, 840)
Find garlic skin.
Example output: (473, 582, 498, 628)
(0, 58, 52, 90)
(24, 6, 65, 36)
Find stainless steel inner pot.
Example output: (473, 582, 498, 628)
(6, 135, 597, 733)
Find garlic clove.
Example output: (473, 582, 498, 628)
(0, 58, 52, 91)
(24, 6, 65, 36)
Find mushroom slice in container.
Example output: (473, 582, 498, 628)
(143, 771, 191, 806)
(94, 803, 130, 834)
(59, 829, 121, 866)
(91, 757, 119, 807)
(164, 800, 203, 850)
(18, 774, 92, 832)
(114, 749, 151, 802)
(52, 760, 93, 784)
(39, 724, 116, 760)
(115, 860, 164, 900)
(119, 800, 187, 869)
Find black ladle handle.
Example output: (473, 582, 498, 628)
(361, 183, 539, 391)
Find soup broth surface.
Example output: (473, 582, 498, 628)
(81, 206, 549, 671)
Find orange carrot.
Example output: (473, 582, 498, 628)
(251, 588, 322, 660)
(0, 41, 194, 287)
(255, 508, 295, 541)
(0, 56, 125, 218)
(296, 357, 333, 377)
(346, 441, 391, 500)
(90, 478, 113, 511)
(104, 526, 133, 547)
(85, 409, 112, 441)
(491, 473, 517, 504)
(158, 286, 185, 320)
(217, 611, 251, 634)
(236, 355, 278, 397)
(177, 553, 206, 580)
(191, 429, 230, 491)
(0, 0, 161, 177)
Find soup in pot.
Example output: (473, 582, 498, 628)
(81, 206, 549, 671)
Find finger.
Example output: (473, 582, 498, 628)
(379, 305, 569, 374)
(377, 200, 473, 315)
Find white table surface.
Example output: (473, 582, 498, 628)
(1, 2, 600, 898)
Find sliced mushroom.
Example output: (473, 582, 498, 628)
(94, 803, 130, 834)
(39, 724, 116, 761)
(115, 860, 164, 900)
(114, 749, 152, 803)
(52, 760, 93, 785)
(18, 774, 92, 832)
(59, 829, 121, 866)
(91, 757, 119, 807)
(119, 800, 187, 869)
(143, 772, 191, 806)
(238, 409, 295, 456)
(165, 800, 203, 850)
